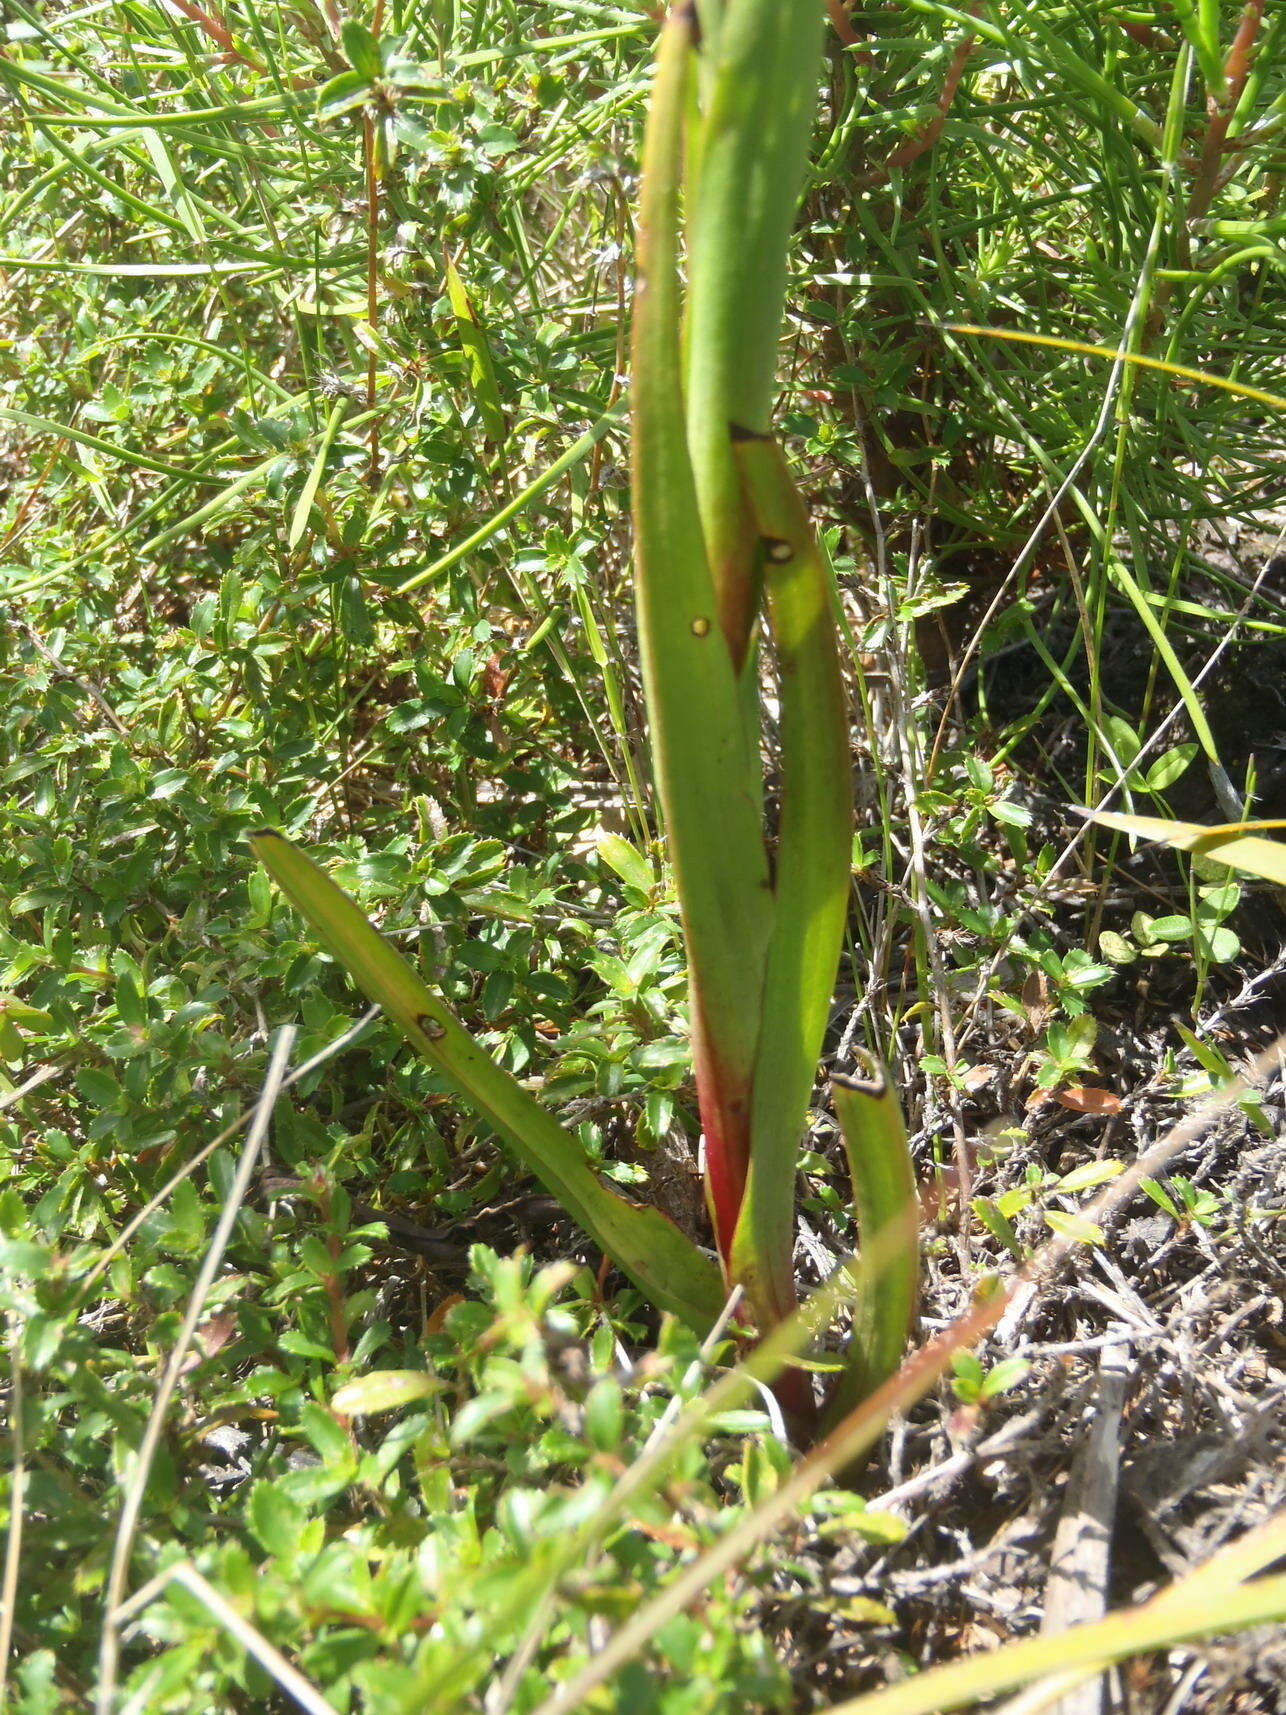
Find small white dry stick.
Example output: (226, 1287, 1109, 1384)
(1037, 1337, 1133, 1715)
(114, 1563, 339, 1715)
(0, 1062, 61, 1115)
(94, 1025, 296, 1715)
(79, 1007, 378, 1301)
(0, 1320, 27, 1714)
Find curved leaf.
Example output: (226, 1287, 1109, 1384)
(249, 830, 725, 1332)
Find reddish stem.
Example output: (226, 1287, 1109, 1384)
(363, 110, 381, 485)
(1186, 0, 1265, 226)
(691, 1004, 750, 1263)
(860, 11, 979, 191)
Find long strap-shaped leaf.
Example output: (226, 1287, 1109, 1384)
(683, 0, 828, 663)
(825, 1061, 919, 1422)
(727, 432, 853, 1328)
(250, 830, 726, 1332)
(632, 4, 772, 1256)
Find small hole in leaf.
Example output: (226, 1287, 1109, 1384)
(763, 537, 793, 565)
(690, 616, 711, 637)
(418, 1014, 447, 1041)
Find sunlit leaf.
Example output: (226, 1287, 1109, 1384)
(1092, 809, 1286, 889)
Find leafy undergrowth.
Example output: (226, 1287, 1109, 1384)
(2, 1, 1285, 1711)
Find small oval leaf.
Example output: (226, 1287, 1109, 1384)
(332, 1370, 443, 1416)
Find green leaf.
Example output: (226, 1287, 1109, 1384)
(1140, 1176, 1180, 1219)
(980, 1356, 1031, 1401)
(443, 253, 506, 445)
(1104, 714, 1141, 770)
(385, 59, 446, 94)
(1195, 924, 1239, 964)
(596, 833, 655, 894)
(631, 5, 772, 1261)
(278, 1330, 338, 1362)
(823, 1060, 919, 1424)
(1148, 915, 1194, 943)
(730, 435, 852, 1329)
(843, 1508, 908, 1546)
(583, 1378, 625, 1452)
(683, 0, 828, 656)
(1044, 1209, 1103, 1246)
(331, 1370, 443, 1416)
(298, 1401, 357, 1461)
(318, 68, 373, 119)
(248, 831, 724, 1332)
(952, 1350, 984, 1386)
(1144, 744, 1198, 792)
(340, 19, 381, 79)
(1173, 1022, 1232, 1083)
(1099, 929, 1136, 965)
(1057, 1160, 1124, 1195)
(249, 1482, 306, 1556)
(972, 1196, 1023, 1259)
(76, 1067, 122, 1109)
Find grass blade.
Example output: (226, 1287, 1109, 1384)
(1090, 810, 1286, 887)
(444, 250, 507, 446)
(288, 397, 346, 550)
(394, 402, 625, 595)
(818, 1569, 1286, 1715)
(944, 324, 1286, 413)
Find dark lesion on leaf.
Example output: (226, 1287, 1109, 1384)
(831, 1068, 888, 1098)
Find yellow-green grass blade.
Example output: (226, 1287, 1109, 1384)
(945, 323, 1286, 414)
(632, 4, 772, 1256)
(824, 1062, 919, 1421)
(443, 251, 507, 446)
(0, 406, 235, 483)
(727, 433, 852, 1329)
(1091, 810, 1286, 887)
(288, 398, 346, 551)
(249, 830, 725, 1332)
(682, 0, 827, 662)
(394, 402, 625, 595)
(820, 1566, 1286, 1715)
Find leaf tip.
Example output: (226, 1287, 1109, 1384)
(831, 1052, 890, 1099)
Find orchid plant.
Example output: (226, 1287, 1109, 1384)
(253, 0, 918, 1430)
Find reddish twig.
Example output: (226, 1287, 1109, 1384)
(165, 0, 266, 74)
(858, 7, 980, 190)
(1186, 0, 1266, 226)
(364, 110, 381, 486)
(826, 0, 860, 50)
